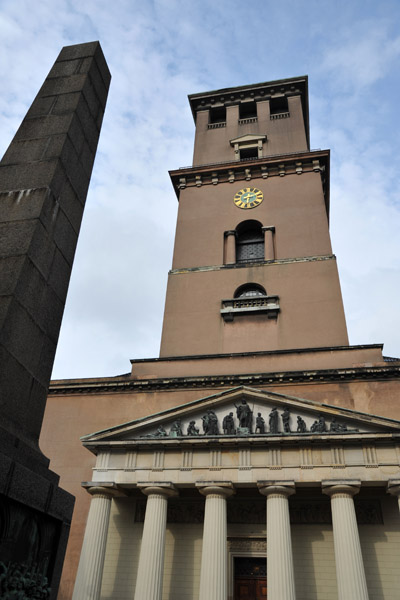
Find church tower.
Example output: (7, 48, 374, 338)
(161, 76, 348, 357)
(43, 74, 400, 600)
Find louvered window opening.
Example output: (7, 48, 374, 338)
(236, 233, 264, 263)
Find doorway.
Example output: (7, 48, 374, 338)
(234, 556, 267, 599)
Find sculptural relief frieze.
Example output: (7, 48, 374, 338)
(141, 399, 359, 439)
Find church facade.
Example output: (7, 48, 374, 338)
(41, 76, 400, 600)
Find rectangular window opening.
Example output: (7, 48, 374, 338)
(240, 147, 258, 161)
(209, 106, 226, 124)
(270, 96, 289, 114)
(239, 101, 257, 119)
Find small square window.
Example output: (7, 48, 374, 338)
(270, 96, 288, 115)
(239, 102, 257, 119)
(209, 106, 226, 124)
(240, 147, 258, 161)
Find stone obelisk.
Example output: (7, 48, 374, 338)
(0, 41, 110, 598)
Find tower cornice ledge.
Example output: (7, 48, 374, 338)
(169, 149, 330, 215)
(49, 364, 400, 396)
(170, 149, 329, 189)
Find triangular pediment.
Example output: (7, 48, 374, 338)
(230, 134, 267, 145)
(82, 386, 400, 446)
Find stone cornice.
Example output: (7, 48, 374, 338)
(169, 149, 330, 217)
(187, 75, 309, 143)
(170, 149, 328, 189)
(169, 254, 336, 275)
(48, 364, 400, 396)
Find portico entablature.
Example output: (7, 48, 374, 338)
(81, 387, 400, 490)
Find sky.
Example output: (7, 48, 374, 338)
(0, 0, 399, 379)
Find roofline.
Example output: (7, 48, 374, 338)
(188, 75, 309, 148)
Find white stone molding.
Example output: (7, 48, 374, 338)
(124, 450, 137, 470)
(134, 483, 178, 600)
(239, 448, 251, 469)
(362, 445, 378, 467)
(95, 451, 109, 471)
(322, 480, 369, 600)
(331, 445, 345, 468)
(300, 446, 313, 468)
(210, 449, 222, 469)
(152, 450, 164, 470)
(258, 481, 296, 600)
(197, 482, 235, 600)
(72, 486, 121, 600)
(181, 449, 193, 470)
(268, 447, 282, 469)
(387, 479, 400, 512)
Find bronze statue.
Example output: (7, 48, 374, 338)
(187, 420, 199, 436)
(235, 399, 253, 431)
(222, 412, 235, 434)
(255, 413, 265, 434)
(311, 415, 326, 433)
(269, 407, 279, 433)
(202, 410, 219, 435)
(297, 416, 307, 433)
(170, 420, 183, 436)
(330, 417, 347, 432)
(281, 407, 291, 433)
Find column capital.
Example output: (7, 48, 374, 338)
(196, 481, 235, 499)
(138, 482, 178, 498)
(322, 479, 361, 498)
(82, 482, 125, 499)
(387, 479, 400, 497)
(224, 230, 237, 237)
(262, 225, 275, 233)
(258, 480, 295, 498)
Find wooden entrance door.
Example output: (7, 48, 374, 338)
(234, 557, 267, 599)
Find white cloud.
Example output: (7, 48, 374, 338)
(321, 20, 400, 89)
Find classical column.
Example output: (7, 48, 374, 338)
(322, 480, 369, 600)
(197, 482, 235, 600)
(134, 483, 178, 600)
(224, 230, 236, 264)
(387, 479, 400, 512)
(73, 485, 120, 600)
(258, 481, 296, 600)
(262, 226, 275, 260)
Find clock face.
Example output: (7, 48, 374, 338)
(233, 187, 263, 209)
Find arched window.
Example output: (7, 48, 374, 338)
(234, 283, 267, 298)
(236, 220, 264, 263)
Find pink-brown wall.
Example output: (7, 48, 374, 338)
(40, 371, 400, 599)
(192, 96, 308, 166)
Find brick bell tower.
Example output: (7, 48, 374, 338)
(160, 76, 348, 357)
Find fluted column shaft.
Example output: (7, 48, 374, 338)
(134, 484, 178, 600)
(259, 482, 296, 600)
(323, 482, 369, 600)
(72, 487, 116, 600)
(387, 480, 400, 512)
(197, 483, 235, 600)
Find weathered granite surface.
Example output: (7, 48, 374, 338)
(0, 41, 110, 598)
